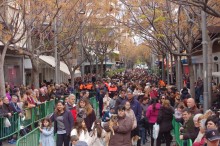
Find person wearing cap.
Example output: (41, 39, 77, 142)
(205, 130, 220, 146)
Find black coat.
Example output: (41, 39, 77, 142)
(157, 106, 174, 132)
(0, 106, 8, 117)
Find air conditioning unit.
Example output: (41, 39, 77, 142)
(213, 56, 219, 63)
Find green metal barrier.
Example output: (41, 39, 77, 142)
(0, 100, 55, 141)
(16, 128, 40, 146)
(0, 113, 19, 140)
(172, 118, 193, 146)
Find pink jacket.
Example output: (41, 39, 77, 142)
(146, 103, 161, 123)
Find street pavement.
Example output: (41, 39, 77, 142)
(3, 139, 176, 146)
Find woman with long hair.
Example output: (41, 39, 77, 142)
(146, 98, 161, 146)
(71, 118, 91, 145)
(90, 119, 107, 146)
(51, 101, 74, 146)
(156, 100, 174, 146)
(77, 98, 96, 132)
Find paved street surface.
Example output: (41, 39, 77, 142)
(3, 137, 176, 146)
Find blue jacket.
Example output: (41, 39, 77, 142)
(102, 111, 111, 122)
(129, 99, 142, 122)
(51, 110, 74, 135)
(9, 102, 22, 113)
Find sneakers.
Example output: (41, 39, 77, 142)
(8, 139, 16, 144)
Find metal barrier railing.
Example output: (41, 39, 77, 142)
(172, 118, 192, 146)
(16, 128, 40, 146)
(0, 100, 55, 141)
(0, 113, 19, 140)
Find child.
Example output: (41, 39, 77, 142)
(39, 118, 54, 146)
(71, 135, 88, 146)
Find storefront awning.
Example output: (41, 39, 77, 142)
(39, 55, 81, 76)
(212, 72, 220, 77)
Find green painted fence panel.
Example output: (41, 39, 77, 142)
(0, 113, 19, 140)
(0, 100, 55, 141)
(16, 128, 40, 146)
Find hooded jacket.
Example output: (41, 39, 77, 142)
(146, 103, 161, 123)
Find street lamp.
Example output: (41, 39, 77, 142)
(79, 3, 85, 82)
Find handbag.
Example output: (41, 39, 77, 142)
(4, 117, 11, 127)
(153, 123, 159, 139)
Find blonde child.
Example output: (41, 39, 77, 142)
(39, 118, 54, 146)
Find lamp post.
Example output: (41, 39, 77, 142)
(201, 10, 209, 111)
(79, 4, 85, 82)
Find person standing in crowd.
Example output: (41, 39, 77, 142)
(104, 105, 133, 146)
(149, 86, 158, 99)
(125, 101, 137, 130)
(146, 98, 161, 146)
(71, 118, 91, 145)
(66, 94, 77, 122)
(187, 98, 200, 115)
(39, 118, 54, 146)
(9, 95, 22, 114)
(90, 119, 107, 146)
(204, 129, 220, 146)
(77, 98, 96, 132)
(114, 89, 127, 113)
(51, 101, 74, 146)
(156, 99, 174, 146)
(127, 90, 142, 146)
(179, 108, 198, 143)
(0, 98, 12, 146)
(109, 92, 118, 109)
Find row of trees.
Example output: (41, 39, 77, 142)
(117, 0, 220, 100)
(0, 0, 130, 97)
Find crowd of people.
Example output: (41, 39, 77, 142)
(1, 69, 220, 146)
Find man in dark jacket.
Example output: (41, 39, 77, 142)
(115, 89, 127, 112)
(180, 108, 198, 142)
(9, 95, 22, 114)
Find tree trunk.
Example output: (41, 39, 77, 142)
(100, 59, 104, 77)
(30, 57, 39, 89)
(90, 61, 93, 73)
(70, 70, 75, 88)
(170, 54, 174, 84)
(0, 45, 8, 97)
(0, 59, 6, 97)
(208, 36, 213, 106)
(187, 56, 195, 99)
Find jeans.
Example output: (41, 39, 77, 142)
(57, 133, 70, 146)
(149, 123, 155, 146)
(139, 127, 146, 145)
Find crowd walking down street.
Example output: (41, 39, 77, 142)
(1, 69, 220, 146)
